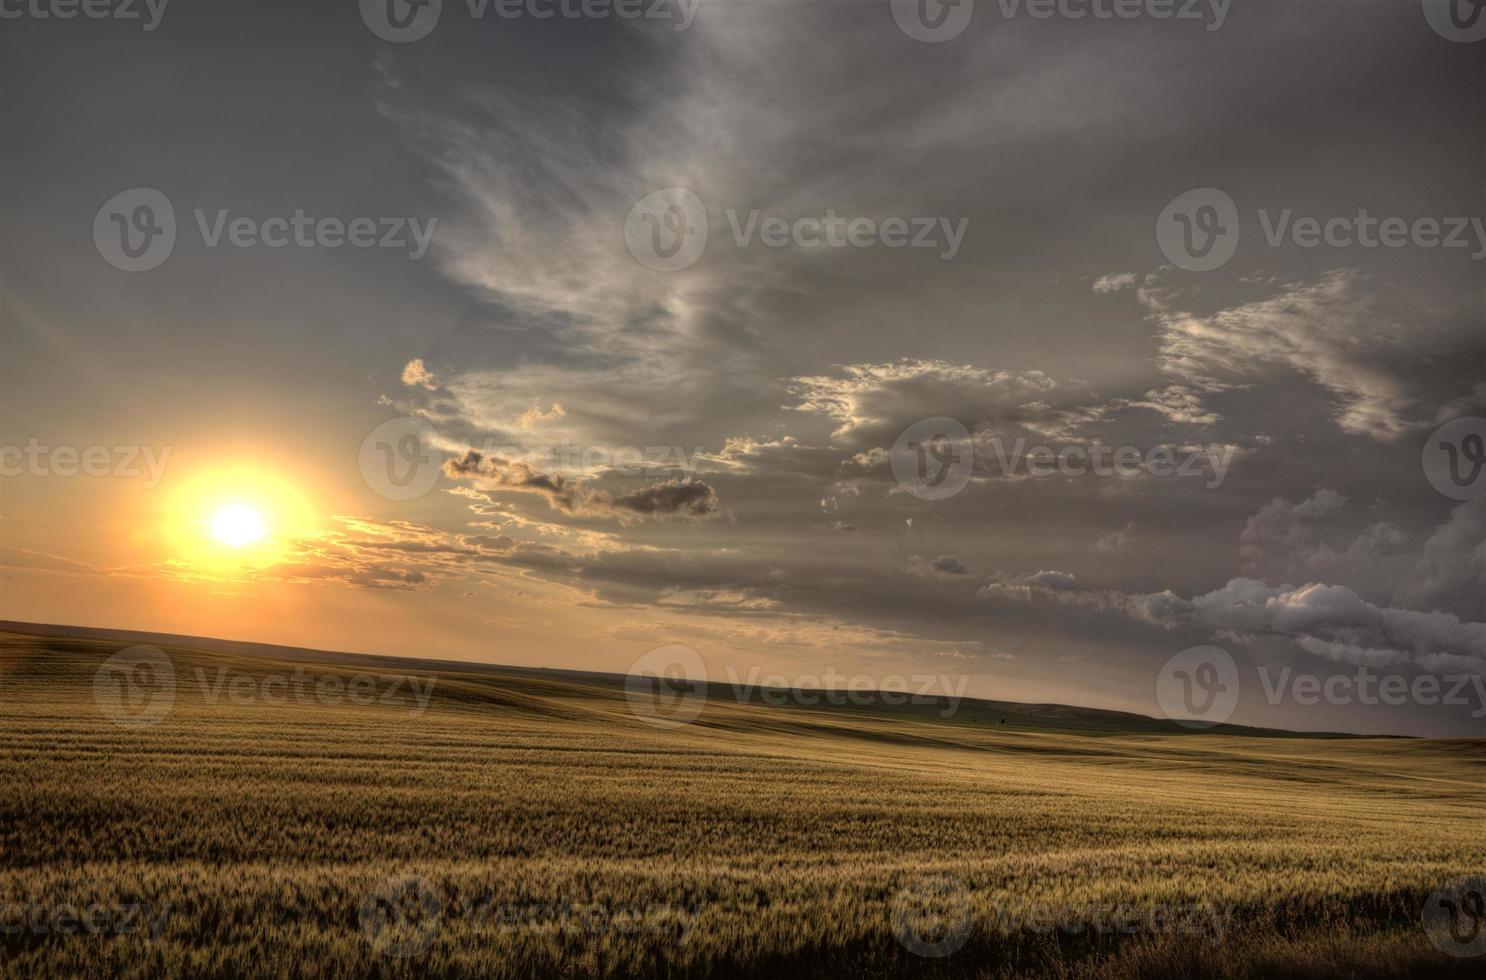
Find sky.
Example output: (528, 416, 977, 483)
(2, 0, 1484, 735)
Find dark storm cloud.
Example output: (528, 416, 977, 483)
(614, 479, 719, 517)
(443, 450, 718, 518)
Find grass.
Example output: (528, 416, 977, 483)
(1, 628, 1483, 978)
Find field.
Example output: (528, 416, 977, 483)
(2, 627, 1484, 979)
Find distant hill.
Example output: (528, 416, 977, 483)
(0, 619, 1365, 738)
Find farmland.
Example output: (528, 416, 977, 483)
(1, 627, 1483, 978)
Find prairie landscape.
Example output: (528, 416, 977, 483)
(7, 2, 1486, 978)
(2, 626, 1483, 979)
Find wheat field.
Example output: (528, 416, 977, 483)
(1, 629, 1483, 978)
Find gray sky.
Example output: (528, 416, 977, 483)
(2, 0, 1484, 735)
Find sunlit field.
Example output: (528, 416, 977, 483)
(2, 628, 1483, 979)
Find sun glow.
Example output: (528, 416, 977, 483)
(164, 463, 318, 571)
(208, 503, 267, 548)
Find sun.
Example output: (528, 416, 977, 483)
(208, 503, 267, 548)
(162, 462, 318, 571)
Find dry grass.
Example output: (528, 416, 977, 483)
(1, 630, 1483, 978)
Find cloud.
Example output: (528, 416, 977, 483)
(1240, 492, 1486, 621)
(1092, 272, 1138, 294)
(1138, 270, 1445, 439)
(443, 450, 717, 519)
(1393, 500, 1486, 620)
(1118, 385, 1220, 425)
(401, 358, 437, 390)
(518, 402, 566, 429)
(613, 479, 719, 517)
(978, 569, 1080, 598)
(463, 534, 516, 551)
(786, 359, 1081, 445)
(1174, 578, 1486, 675)
(1096, 523, 1135, 554)
(927, 555, 969, 576)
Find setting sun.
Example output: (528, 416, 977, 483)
(208, 503, 267, 548)
(160, 462, 319, 570)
